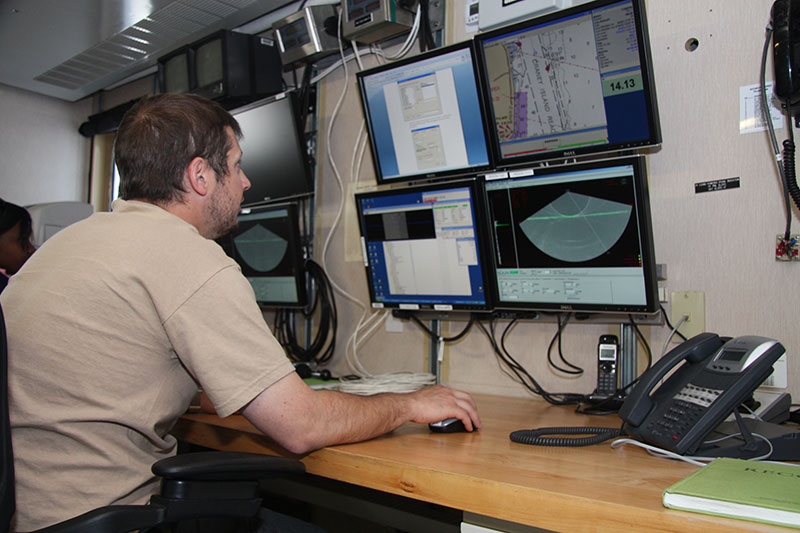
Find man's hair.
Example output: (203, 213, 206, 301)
(114, 93, 243, 204)
(0, 199, 33, 248)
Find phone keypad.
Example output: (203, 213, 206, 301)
(646, 400, 705, 442)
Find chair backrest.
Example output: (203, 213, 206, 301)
(0, 302, 15, 531)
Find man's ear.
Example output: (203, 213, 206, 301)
(186, 156, 210, 197)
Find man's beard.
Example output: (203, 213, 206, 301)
(207, 185, 240, 239)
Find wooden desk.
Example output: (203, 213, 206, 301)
(172, 394, 786, 532)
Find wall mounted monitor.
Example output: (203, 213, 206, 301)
(217, 202, 307, 308)
(233, 91, 314, 207)
(355, 178, 492, 312)
(474, 0, 661, 168)
(356, 41, 494, 185)
(483, 156, 658, 314)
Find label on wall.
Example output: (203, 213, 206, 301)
(740, 82, 784, 134)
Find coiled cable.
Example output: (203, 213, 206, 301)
(510, 426, 623, 447)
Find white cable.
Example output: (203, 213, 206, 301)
(346, 309, 383, 376)
(610, 438, 710, 467)
(310, 4, 420, 85)
(338, 372, 436, 395)
(321, 10, 370, 345)
(318, 8, 423, 377)
(351, 40, 365, 71)
(611, 432, 776, 466)
(660, 314, 689, 360)
(377, 4, 421, 60)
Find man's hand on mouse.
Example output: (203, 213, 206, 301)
(406, 385, 482, 432)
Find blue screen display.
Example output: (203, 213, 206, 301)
(356, 180, 490, 310)
(358, 42, 493, 184)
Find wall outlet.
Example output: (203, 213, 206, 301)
(670, 291, 705, 340)
(760, 353, 788, 388)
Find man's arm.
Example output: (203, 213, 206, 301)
(241, 372, 481, 455)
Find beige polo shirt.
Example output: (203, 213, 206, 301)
(2, 199, 294, 531)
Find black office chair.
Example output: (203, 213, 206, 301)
(0, 302, 306, 532)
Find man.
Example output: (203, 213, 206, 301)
(2, 93, 480, 531)
(0, 199, 36, 293)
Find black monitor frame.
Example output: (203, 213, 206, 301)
(355, 178, 494, 312)
(482, 155, 658, 315)
(473, 0, 661, 170)
(217, 202, 308, 309)
(233, 91, 315, 207)
(356, 40, 495, 186)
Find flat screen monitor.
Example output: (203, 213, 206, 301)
(355, 178, 492, 312)
(217, 202, 307, 308)
(474, 0, 661, 168)
(356, 41, 494, 185)
(483, 156, 658, 314)
(233, 91, 314, 206)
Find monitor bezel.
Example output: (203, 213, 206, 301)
(219, 201, 308, 309)
(354, 177, 495, 312)
(481, 155, 659, 315)
(232, 91, 315, 207)
(356, 40, 496, 186)
(473, 0, 662, 170)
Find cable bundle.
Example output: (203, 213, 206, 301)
(337, 372, 436, 395)
(274, 259, 337, 366)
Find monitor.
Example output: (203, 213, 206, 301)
(356, 41, 494, 185)
(355, 178, 492, 312)
(233, 91, 314, 207)
(217, 202, 307, 308)
(474, 0, 661, 168)
(158, 50, 191, 94)
(483, 156, 658, 314)
(192, 30, 252, 101)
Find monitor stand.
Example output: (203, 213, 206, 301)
(429, 319, 442, 384)
(619, 323, 638, 394)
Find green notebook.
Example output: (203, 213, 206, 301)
(663, 457, 800, 529)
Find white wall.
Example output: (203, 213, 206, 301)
(312, 0, 800, 402)
(0, 83, 92, 206)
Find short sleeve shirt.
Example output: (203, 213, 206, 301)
(2, 199, 295, 531)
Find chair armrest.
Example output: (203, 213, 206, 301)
(152, 451, 305, 481)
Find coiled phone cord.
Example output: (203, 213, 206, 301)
(510, 426, 624, 447)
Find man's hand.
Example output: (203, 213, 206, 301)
(241, 373, 482, 454)
(404, 385, 481, 432)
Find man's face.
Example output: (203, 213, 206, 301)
(207, 128, 250, 239)
(0, 222, 35, 275)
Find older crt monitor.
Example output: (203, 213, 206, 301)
(474, 0, 661, 168)
(483, 156, 658, 314)
(357, 41, 494, 185)
(217, 202, 307, 308)
(355, 179, 492, 311)
(233, 92, 314, 207)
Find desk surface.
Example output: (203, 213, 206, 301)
(172, 394, 788, 532)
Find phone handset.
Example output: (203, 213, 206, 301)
(618, 332, 724, 428)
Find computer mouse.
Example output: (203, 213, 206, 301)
(428, 417, 468, 433)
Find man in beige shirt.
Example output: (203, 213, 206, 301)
(2, 93, 480, 532)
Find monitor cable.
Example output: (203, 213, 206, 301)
(546, 313, 583, 375)
(404, 312, 475, 343)
(476, 316, 587, 407)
